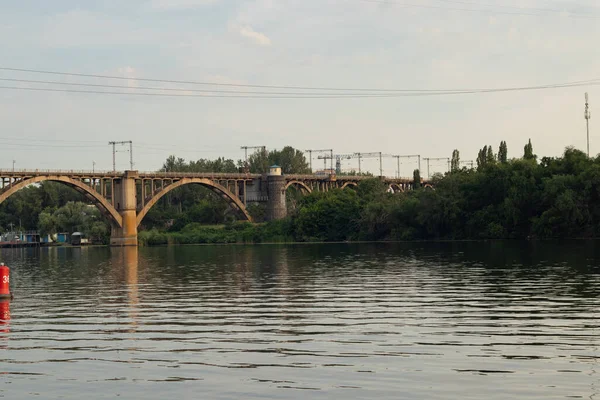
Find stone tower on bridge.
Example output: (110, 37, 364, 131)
(265, 165, 287, 221)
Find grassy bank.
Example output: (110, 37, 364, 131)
(138, 221, 294, 246)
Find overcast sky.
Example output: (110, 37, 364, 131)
(0, 0, 598, 176)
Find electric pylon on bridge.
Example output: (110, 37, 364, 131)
(305, 149, 333, 172)
(318, 152, 384, 175)
(422, 157, 450, 178)
(318, 153, 421, 177)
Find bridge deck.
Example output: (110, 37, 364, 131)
(0, 170, 421, 183)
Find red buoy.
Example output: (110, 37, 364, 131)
(0, 263, 11, 300)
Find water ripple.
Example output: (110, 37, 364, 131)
(0, 242, 598, 399)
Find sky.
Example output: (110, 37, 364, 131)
(0, 0, 598, 177)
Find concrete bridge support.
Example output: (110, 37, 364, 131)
(110, 171, 139, 246)
(266, 174, 287, 221)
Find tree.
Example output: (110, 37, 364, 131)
(37, 201, 111, 243)
(293, 189, 361, 241)
(486, 145, 495, 164)
(524, 139, 536, 160)
(498, 141, 508, 163)
(246, 148, 270, 173)
(162, 155, 187, 172)
(451, 149, 460, 172)
(476, 145, 488, 171)
(268, 146, 311, 174)
(413, 169, 421, 189)
(246, 146, 310, 174)
(188, 157, 238, 173)
(38, 211, 57, 236)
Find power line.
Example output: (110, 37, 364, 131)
(1, 82, 599, 99)
(0, 66, 402, 92)
(0, 135, 243, 156)
(0, 136, 107, 144)
(0, 135, 233, 153)
(1, 66, 599, 94)
(0, 77, 411, 96)
(0, 85, 411, 98)
(2, 76, 600, 97)
(0, 141, 98, 149)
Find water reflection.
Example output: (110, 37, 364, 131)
(0, 299, 9, 347)
(0, 242, 598, 399)
(110, 246, 139, 331)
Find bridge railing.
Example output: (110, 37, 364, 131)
(0, 169, 424, 182)
(0, 169, 261, 179)
(137, 171, 261, 179)
(0, 169, 122, 176)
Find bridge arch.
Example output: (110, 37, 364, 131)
(0, 176, 122, 227)
(341, 182, 358, 189)
(423, 183, 434, 190)
(136, 177, 252, 227)
(284, 180, 312, 194)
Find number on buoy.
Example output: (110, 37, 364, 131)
(0, 263, 11, 300)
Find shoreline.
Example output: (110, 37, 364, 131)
(137, 237, 600, 247)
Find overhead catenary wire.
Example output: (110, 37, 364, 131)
(0, 135, 238, 157)
(1, 76, 600, 97)
(1, 66, 600, 95)
(0, 85, 416, 98)
(0, 82, 599, 99)
(0, 77, 413, 96)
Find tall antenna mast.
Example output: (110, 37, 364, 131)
(585, 92, 591, 157)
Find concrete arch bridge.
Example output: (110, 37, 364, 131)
(0, 170, 428, 246)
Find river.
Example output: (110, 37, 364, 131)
(0, 241, 598, 399)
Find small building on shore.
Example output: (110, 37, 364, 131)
(71, 232, 90, 246)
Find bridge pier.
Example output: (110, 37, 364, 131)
(110, 171, 138, 246)
(266, 172, 287, 221)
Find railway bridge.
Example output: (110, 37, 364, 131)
(0, 169, 429, 246)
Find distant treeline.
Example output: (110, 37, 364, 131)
(141, 141, 600, 245)
(3, 141, 600, 245)
(280, 142, 600, 241)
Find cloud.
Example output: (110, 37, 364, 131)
(237, 25, 271, 46)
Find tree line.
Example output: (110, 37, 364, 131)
(3, 140, 600, 244)
(144, 139, 600, 244)
(161, 145, 311, 174)
(284, 139, 600, 241)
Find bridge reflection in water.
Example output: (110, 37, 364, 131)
(111, 246, 139, 332)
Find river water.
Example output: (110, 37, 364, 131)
(0, 242, 598, 399)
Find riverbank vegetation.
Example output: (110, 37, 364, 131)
(2, 142, 599, 245)
(140, 142, 600, 245)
